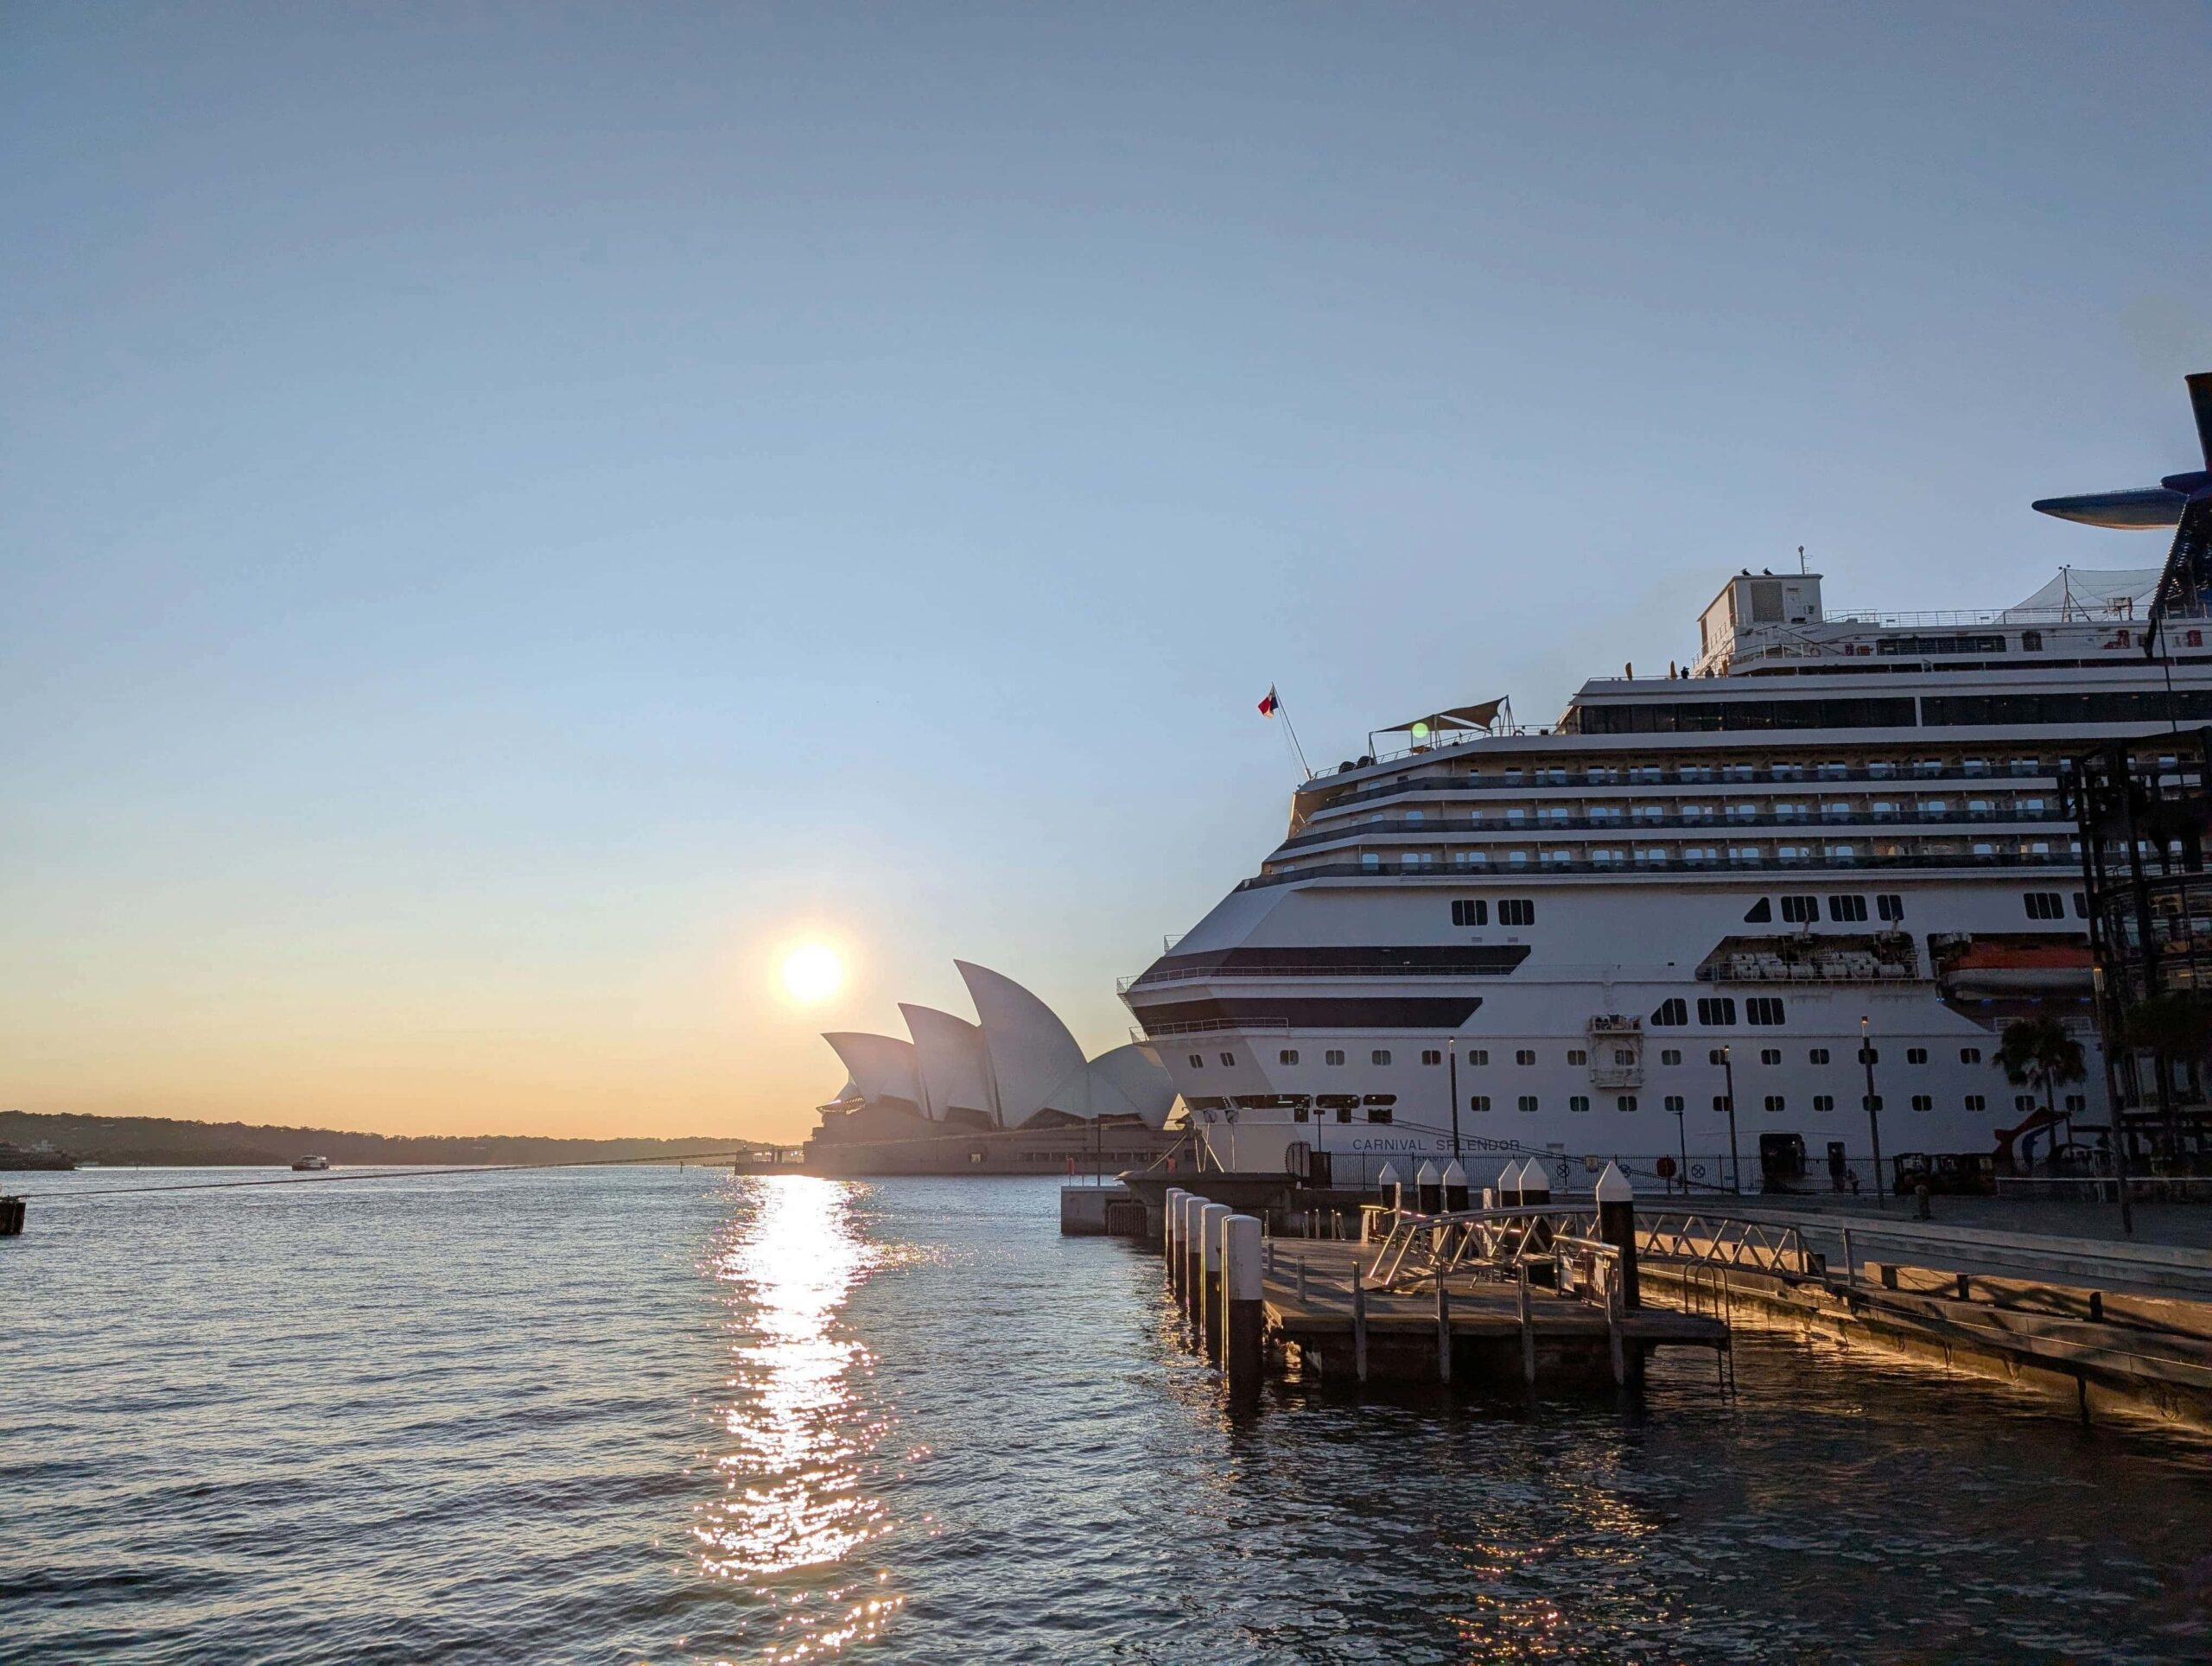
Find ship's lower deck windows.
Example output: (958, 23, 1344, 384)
(1813, 1094, 1835, 1112)
(1470, 1096, 1492, 1113)
(1569, 1095, 1590, 1113)
(1660, 1049, 1681, 1065)
(1466, 1048, 1490, 1065)
(1567, 1048, 1588, 1065)
(1906, 1046, 1929, 1064)
(1280, 1049, 1300, 1065)
(1187, 1054, 1204, 1069)
(1515, 1048, 1536, 1065)
(1617, 1095, 1637, 1112)
(1370, 1049, 1392, 1065)
(1764, 1095, 1785, 1112)
(1911, 1095, 1934, 1112)
(1664, 1095, 1685, 1113)
(1809, 1047, 1830, 1064)
(1965, 1094, 1986, 1111)
(1698, 997, 1737, 1025)
(1421, 1049, 1442, 1065)
(1325, 1049, 1345, 1065)
(1518, 1096, 1539, 1113)
(1759, 1049, 1782, 1065)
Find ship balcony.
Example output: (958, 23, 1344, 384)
(1279, 804, 2073, 852)
(1240, 845, 2083, 891)
(1306, 757, 2058, 815)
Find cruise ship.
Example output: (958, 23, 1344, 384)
(1122, 373, 2212, 1197)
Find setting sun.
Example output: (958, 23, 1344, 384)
(779, 943, 844, 1003)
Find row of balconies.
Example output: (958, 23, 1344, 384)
(1308, 756, 2069, 814)
(1282, 802, 2069, 850)
(1241, 845, 2083, 891)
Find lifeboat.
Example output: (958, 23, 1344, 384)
(1937, 939, 2093, 996)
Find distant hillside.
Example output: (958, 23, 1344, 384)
(0, 1110, 774, 1168)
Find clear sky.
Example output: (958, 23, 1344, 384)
(3, 4, 2208, 1141)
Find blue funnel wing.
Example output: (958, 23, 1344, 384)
(2032, 487, 2189, 528)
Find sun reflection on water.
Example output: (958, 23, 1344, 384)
(695, 1177, 899, 1659)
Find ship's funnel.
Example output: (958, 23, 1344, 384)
(2033, 372, 2212, 658)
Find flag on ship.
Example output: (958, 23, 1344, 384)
(1257, 687, 1279, 716)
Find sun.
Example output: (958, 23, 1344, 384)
(779, 943, 845, 1003)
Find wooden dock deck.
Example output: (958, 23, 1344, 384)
(1255, 1239, 1729, 1390)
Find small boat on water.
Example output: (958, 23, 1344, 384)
(290, 1154, 330, 1172)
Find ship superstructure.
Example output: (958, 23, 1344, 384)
(1122, 374, 2212, 1195)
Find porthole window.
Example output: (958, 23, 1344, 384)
(1760, 1048, 1781, 1065)
(1470, 1095, 1492, 1113)
(1466, 1048, 1491, 1065)
(1814, 1094, 1834, 1113)
(1660, 1049, 1681, 1065)
(1911, 1094, 1934, 1112)
(1964, 1094, 1986, 1112)
(1664, 1095, 1685, 1113)
(1569, 1095, 1590, 1113)
(1516, 1049, 1536, 1066)
(1517, 1095, 1539, 1113)
(1808, 1047, 1830, 1065)
(1713, 1095, 1732, 1112)
(1764, 1095, 1785, 1113)
(1906, 1047, 1928, 1065)
(1567, 1048, 1588, 1066)
(1370, 1049, 1392, 1066)
(1617, 1095, 1638, 1113)
(1421, 1049, 1442, 1066)
(1325, 1049, 1345, 1066)
(1280, 1049, 1300, 1065)
(1959, 1046, 1981, 1064)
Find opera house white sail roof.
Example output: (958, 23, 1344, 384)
(821, 963, 1177, 1130)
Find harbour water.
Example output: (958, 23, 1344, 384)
(5, 1168, 2210, 1663)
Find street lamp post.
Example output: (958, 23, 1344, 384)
(1720, 1044, 1741, 1195)
(1861, 1014, 1886, 1206)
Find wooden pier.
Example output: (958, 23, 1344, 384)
(1256, 1238, 1730, 1391)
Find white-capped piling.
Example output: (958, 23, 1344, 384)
(1443, 1159, 1469, 1212)
(1376, 1161, 1402, 1215)
(1415, 1160, 1442, 1214)
(1163, 1186, 1187, 1296)
(1180, 1194, 1208, 1320)
(1520, 1160, 1553, 1205)
(1199, 1201, 1232, 1360)
(1593, 1161, 1640, 1310)
(1497, 1160, 1523, 1209)
(1224, 1213, 1264, 1402)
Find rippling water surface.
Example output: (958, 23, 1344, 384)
(5, 1168, 2210, 1663)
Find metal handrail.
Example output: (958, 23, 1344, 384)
(1362, 1204, 1815, 1292)
(1305, 760, 2063, 814)
(1281, 804, 2074, 851)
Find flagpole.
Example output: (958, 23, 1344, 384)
(1278, 699, 1313, 780)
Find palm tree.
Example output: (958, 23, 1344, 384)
(1995, 1015, 2088, 1167)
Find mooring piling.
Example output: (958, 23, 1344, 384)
(1434, 1280, 1452, 1384)
(1224, 1213, 1264, 1402)
(1181, 1194, 1207, 1320)
(1199, 1202, 1231, 1361)
(1163, 1186, 1187, 1299)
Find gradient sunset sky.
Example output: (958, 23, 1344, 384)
(4, 6, 2208, 1141)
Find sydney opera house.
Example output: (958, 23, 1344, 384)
(804, 961, 1186, 1175)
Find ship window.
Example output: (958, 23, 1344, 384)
(1911, 1094, 1934, 1112)
(1698, 997, 1738, 1025)
(1652, 997, 1688, 1026)
(1744, 897, 1773, 923)
(1421, 1049, 1441, 1065)
(1518, 1096, 1539, 1113)
(1764, 1095, 1785, 1112)
(2021, 630, 2043, 652)
(2066, 1093, 2086, 1112)
(1781, 896, 1818, 923)
(1499, 899, 1535, 925)
(1713, 1095, 1732, 1113)
(2072, 892, 2088, 919)
(1567, 1048, 1588, 1065)
(1515, 1049, 1536, 1066)
(1370, 1049, 1392, 1065)
(1965, 1094, 1986, 1111)
(1665, 1094, 1685, 1113)
(1366, 1105, 1392, 1123)
(1188, 1055, 1204, 1069)
(1863, 1095, 1884, 1111)
(1710, 1048, 1727, 1065)
(2015, 1094, 2036, 1112)
(1280, 1049, 1300, 1065)
(2024, 891, 2065, 919)
(1452, 899, 1490, 926)
(1466, 1048, 1490, 1065)
(1569, 1095, 1590, 1113)
(1877, 893, 1904, 920)
(1361, 854, 1381, 871)
(1760, 1048, 1782, 1065)
(1617, 1095, 1637, 1112)
(1746, 997, 1786, 1025)
(1661, 1048, 1681, 1065)
(1904, 1047, 1927, 1065)
(1325, 1049, 1345, 1066)
(1827, 894, 1868, 922)
(1336, 1104, 1352, 1122)
(1470, 1096, 1492, 1113)
(1220, 1052, 1236, 1067)
(1960, 1046, 1981, 1063)
(1814, 1094, 1834, 1113)
(1859, 1046, 1878, 1064)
